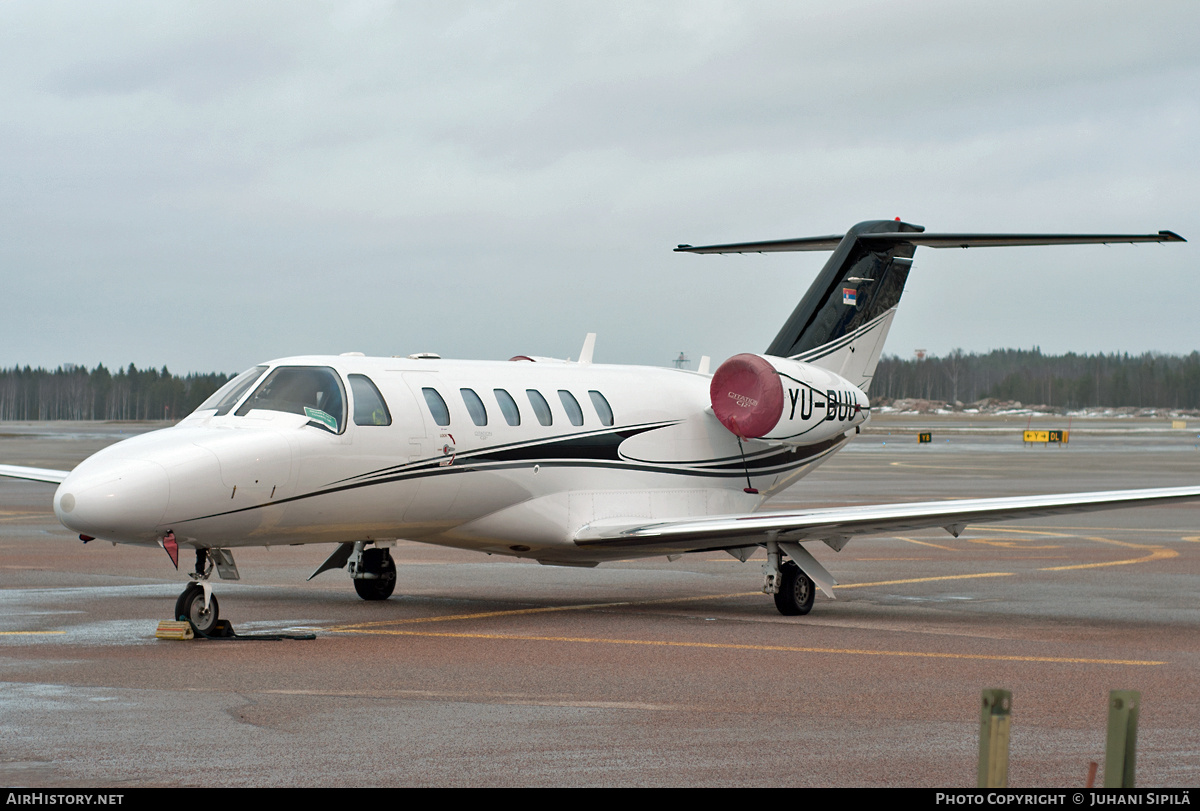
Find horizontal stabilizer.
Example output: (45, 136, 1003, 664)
(0, 464, 70, 484)
(677, 235, 844, 253)
(676, 230, 1184, 254)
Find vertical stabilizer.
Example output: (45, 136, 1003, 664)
(764, 219, 921, 390)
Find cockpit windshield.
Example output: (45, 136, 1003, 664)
(194, 365, 269, 416)
(234, 366, 346, 433)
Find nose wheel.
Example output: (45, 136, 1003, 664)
(175, 582, 221, 634)
(172, 548, 222, 634)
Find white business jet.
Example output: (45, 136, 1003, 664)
(1, 219, 1193, 634)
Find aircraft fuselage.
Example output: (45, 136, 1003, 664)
(52, 354, 868, 565)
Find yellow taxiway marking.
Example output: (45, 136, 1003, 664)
(327, 532, 1173, 633)
(971, 527, 1074, 537)
(969, 540, 1061, 549)
(326, 571, 1022, 633)
(328, 628, 1163, 666)
(894, 536, 958, 551)
(834, 572, 1013, 589)
(906, 526, 1174, 568)
(326, 592, 759, 632)
(886, 461, 998, 471)
(985, 524, 1199, 534)
(853, 557, 936, 561)
(1038, 538, 1176, 571)
(0, 631, 66, 636)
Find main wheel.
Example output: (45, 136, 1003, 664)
(179, 586, 221, 634)
(354, 547, 397, 601)
(773, 560, 815, 616)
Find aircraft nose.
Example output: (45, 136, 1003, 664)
(54, 459, 170, 543)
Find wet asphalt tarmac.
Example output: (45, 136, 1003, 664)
(2, 416, 1198, 787)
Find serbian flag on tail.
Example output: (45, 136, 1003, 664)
(843, 287, 857, 306)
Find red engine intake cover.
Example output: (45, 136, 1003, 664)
(709, 354, 785, 438)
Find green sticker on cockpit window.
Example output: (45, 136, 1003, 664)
(304, 406, 337, 431)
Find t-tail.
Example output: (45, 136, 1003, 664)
(676, 220, 1184, 391)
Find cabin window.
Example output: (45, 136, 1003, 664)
(235, 366, 346, 433)
(588, 390, 614, 426)
(494, 389, 521, 426)
(350, 374, 392, 426)
(422, 387, 451, 427)
(558, 390, 584, 426)
(526, 389, 552, 426)
(196, 365, 268, 416)
(461, 388, 488, 426)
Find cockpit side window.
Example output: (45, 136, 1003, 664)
(195, 365, 268, 416)
(422, 387, 451, 427)
(350, 374, 392, 426)
(235, 366, 346, 433)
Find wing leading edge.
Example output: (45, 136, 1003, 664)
(574, 486, 1200, 553)
(0, 465, 70, 484)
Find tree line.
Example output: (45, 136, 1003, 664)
(0, 364, 231, 421)
(871, 349, 1200, 409)
(4, 350, 1200, 420)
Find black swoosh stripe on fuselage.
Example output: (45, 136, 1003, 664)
(173, 436, 847, 524)
(330, 420, 802, 486)
(330, 421, 676, 486)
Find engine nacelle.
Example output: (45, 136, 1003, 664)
(709, 353, 869, 443)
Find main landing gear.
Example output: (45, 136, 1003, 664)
(307, 541, 398, 601)
(773, 560, 815, 616)
(762, 540, 818, 616)
(352, 545, 397, 600)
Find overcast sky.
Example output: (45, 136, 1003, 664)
(2, 1, 1197, 375)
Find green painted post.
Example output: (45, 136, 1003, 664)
(1104, 690, 1140, 788)
(978, 689, 1011, 788)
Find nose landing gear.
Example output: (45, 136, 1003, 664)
(174, 548, 221, 634)
(175, 582, 221, 634)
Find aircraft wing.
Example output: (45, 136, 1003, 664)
(573, 486, 1200, 553)
(0, 464, 70, 484)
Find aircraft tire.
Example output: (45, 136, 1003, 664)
(773, 560, 815, 616)
(174, 583, 200, 622)
(180, 586, 220, 635)
(354, 548, 396, 601)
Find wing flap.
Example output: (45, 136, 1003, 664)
(574, 486, 1200, 552)
(0, 464, 70, 484)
